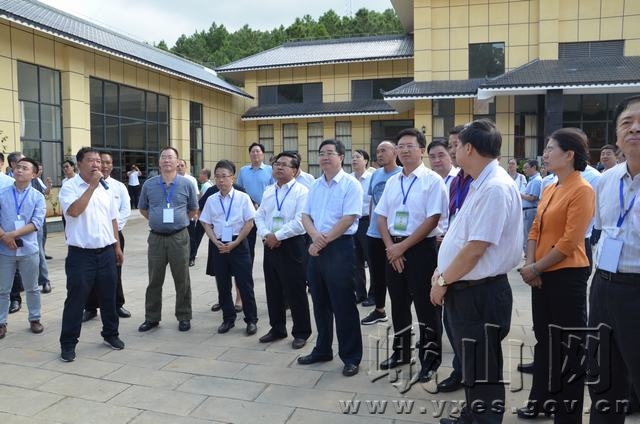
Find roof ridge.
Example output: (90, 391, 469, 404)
(283, 33, 409, 47)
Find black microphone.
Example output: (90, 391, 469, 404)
(99, 177, 109, 190)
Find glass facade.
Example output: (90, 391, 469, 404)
(17, 61, 63, 185)
(90, 77, 169, 182)
(190, 101, 203, 174)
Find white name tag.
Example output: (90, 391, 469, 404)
(221, 225, 233, 242)
(14, 219, 26, 230)
(598, 237, 623, 273)
(163, 208, 175, 223)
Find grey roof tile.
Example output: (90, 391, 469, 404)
(241, 99, 396, 120)
(384, 79, 485, 98)
(0, 0, 250, 98)
(217, 34, 413, 73)
(481, 56, 640, 88)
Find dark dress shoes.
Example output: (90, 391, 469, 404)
(117, 307, 131, 318)
(211, 303, 221, 312)
(138, 320, 159, 332)
(518, 361, 535, 374)
(189, 259, 195, 267)
(30, 320, 44, 334)
(342, 363, 359, 377)
(246, 322, 257, 335)
(60, 347, 76, 362)
(516, 405, 553, 419)
(259, 331, 286, 343)
(45, 255, 53, 260)
(418, 368, 436, 383)
(380, 352, 412, 370)
(437, 373, 463, 392)
(41, 281, 52, 293)
(297, 353, 333, 365)
(291, 338, 306, 349)
(178, 320, 191, 331)
(218, 321, 235, 334)
(9, 301, 21, 314)
(82, 310, 97, 322)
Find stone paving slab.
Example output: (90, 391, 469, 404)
(0, 211, 591, 423)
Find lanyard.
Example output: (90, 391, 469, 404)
(617, 177, 636, 228)
(159, 178, 178, 208)
(444, 175, 453, 185)
(219, 191, 235, 222)
(275, 182, 295, 212)
(400, 175, 418, 205)
(455, 177, 473, 211)
(13, 186, 29, 216)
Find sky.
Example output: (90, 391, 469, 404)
(39, 0, 395, 47)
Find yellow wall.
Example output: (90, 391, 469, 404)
(0, 20, 248, 215)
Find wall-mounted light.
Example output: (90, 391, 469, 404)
(421, 125, 426, 134)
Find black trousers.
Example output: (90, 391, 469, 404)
(353, 216, 370, 301)
(246, 225, 257, 265)
(128, 185, 141, 209)
(10, 270, 22, 303)
(263, 235, 311, 339)
(210, 237, 257, 324)
(307, 235, 362, 365)
(85, 231, 126, 311)
(588, 270, 640, 424)
(445, 275, 512, 424)
(385, 236, 441, 371)
(190, 220, 205, 261)
(60, 245, 119, 348)
(367, 236, 387, 309)
(529, 267, 589, 423)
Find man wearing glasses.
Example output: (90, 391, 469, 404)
(299, 139, 363, 377)
(255, 151, 311, 349)
(137, 147, 198, 333)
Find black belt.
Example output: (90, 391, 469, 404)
(391, 236, 408, 243)
(150, 227, 187, 237)
(69, 244, 114, 254)
(448, 274, 506, 291)
(360, 216, 370, 221)
(523, 207, 537, 210)
(596, 269, 640, 285)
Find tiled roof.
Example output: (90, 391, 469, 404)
(478, 56, 640, 99)
(217, 34, 413, 74)
(241, 100, 397, 120)
(0, 0, 250, 98)
(384, 79, 485, 99)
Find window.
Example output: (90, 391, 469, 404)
(17, 62, 63, 185)
(307, 122, 324, 177)
(514, 96, 542, 159)
(90, 77, 169, 181)
(352, 78, 412, 100)
(469, 42, 505, 78)
(370, 120, 414, 162)
(336, 121, 352, 173)
(283, 124, 298, 151)
(258, 83, 322, 106)
(258, 125, 274, 161)
(559, 40, 624, 59)
(432, 99, 455, 139)
(190, 102, 203, 174)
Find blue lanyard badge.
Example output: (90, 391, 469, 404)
(160, 179, 177, 223)
(219, 192, 235, 242)
(400, 176, 418, 205)
(444, 175, 453, 185)
(617, 177, 636, 228)
(275, 182, 295, 212)
(13, 186, 29, 220)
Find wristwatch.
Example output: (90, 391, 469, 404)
(437, 273, 447, 287)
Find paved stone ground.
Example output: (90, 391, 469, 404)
(1, 211, 637, 423)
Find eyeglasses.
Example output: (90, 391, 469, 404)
(397, 144, 420, 151)
(272, 161, 294, 168)
(214, 174, 233, 180)
(318, 151, 340, 157)
(160, 155, 177, 160)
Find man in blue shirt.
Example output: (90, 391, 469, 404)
(237, 143, 274, 265)
(521, 160, 542, 253)
(0, 157, 46, 339)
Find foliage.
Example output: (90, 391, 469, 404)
(0, 129, 7, 154)
(165, 8, 403, 68)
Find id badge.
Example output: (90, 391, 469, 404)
(163, 208, 175, 223)
(272, 216, 284, 232)
(14, 219, 26, 230)
(393, 210, 409, 232)
(222, 225, 233, 242)
(599, 237, 623, 273)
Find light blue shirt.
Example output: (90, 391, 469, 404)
(0, 184, 45, 256)
(522, 172, 542, 208)
(351, 170, 372, 216)
(366, 166, 402, 238)
(303, 169, 363, 235)
(237, 163, 274, 205)
(0, 173, 15, 189)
